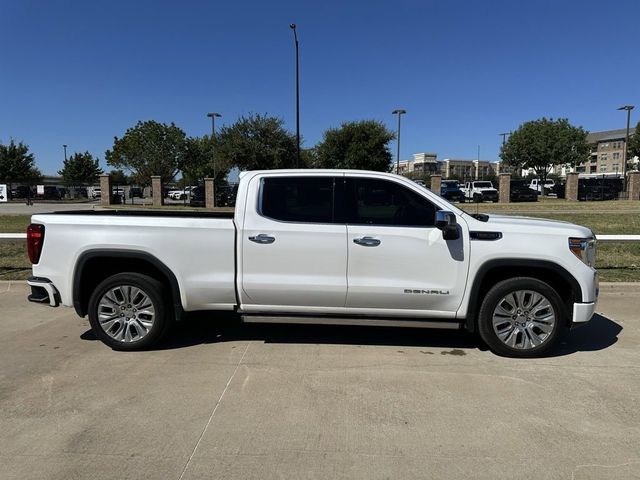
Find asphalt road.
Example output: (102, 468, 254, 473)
(0, 282, 638, 479)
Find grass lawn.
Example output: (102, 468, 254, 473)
(1, 200, 639, 281)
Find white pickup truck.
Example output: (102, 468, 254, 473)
(25, 169, 598, 357)
(461, 181, 499, 203)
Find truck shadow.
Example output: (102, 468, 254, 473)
(79, 312, 621, 356)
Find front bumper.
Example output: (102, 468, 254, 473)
(27, 276, 60, 307)
(572, 301, 596, 325)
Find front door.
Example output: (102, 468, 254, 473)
(345, 176, 469, 317)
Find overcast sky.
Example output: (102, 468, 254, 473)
(1, 0, 639, 175)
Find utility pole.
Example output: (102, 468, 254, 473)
(290, 24, 300, 168)
(618, 105, 634, 195)
(392, 109, 406, 175)
(207, 112, 221, 207)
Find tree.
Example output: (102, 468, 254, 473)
(0, 139, 41, 183)
(105, 120, 187, 184)
(58, 151, 103, 185)
(109, 169, 129, 185)
(215, 114, 298, 171)
(314, 120, 395, 171)
(182, 135, 232, 187)
(627, 122, 640, 168)
(500, 118, 588, 190)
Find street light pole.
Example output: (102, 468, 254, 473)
(499, 132, 509, 146)
(207, 112, 221, 207)
(63, 144, 68, 162)
(392, 109, 406, 175)
(290, 24, 300, 168)
(618, 105, 634, 195)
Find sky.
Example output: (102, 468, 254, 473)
(1, 0, 639, 176)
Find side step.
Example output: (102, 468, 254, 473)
(241, 315, 461, 330)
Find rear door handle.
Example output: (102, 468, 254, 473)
(248, 234, 275, 244)
(353, 236, 381, 247)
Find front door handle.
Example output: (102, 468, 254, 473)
(248, 234, 275, 244)
(353, 236, 381, 247)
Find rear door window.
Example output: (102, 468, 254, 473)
(260, 176, 336, 223)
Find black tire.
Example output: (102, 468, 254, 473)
(477, 277, 565, 358)
(88, 272, 173, 351)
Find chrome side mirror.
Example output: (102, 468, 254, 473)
(435, 211, 460, 240)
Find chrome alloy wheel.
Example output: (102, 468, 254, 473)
(97, 285, 156, 343)
(491, 290, 556, 350)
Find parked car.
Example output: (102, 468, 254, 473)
(461, 181, 498, 202)
(189, 186, 205, 207)
(440, 180, 465, 202)
(92, 188, 101, 199)
(129, 187, 143, 198)
(26, 169, 598, 358)
(529, 179, 555, 195)
(578, 184, 617, 201)
(509, 180, 538, 202)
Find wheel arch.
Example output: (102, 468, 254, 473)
(465, 259, 581, 332)
(73, 249, 184, 321)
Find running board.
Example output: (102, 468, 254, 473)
(241, 315, 461, 330)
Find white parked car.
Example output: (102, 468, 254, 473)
(529, 179, 555, 195)
(25, 169, 597, 357)
(461, 181, 499, 202)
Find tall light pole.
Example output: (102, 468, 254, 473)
(392, 109, 406, 175)
(618, 105, 634, 194)
(290, 23, 300, 168)
(207, 112, 221, 176)
(499, 132, 509, 146)
(63, 144, 68, 162)
(207, 112, 221, 207)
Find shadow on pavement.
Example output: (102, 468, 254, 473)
(550, 313, 622, 356)
(80, 312, 621, 357)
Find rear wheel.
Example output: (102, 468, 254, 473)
(478, 277, 564, 358)
(88, 273, 172, 351)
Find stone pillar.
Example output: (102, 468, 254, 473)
(151, 176, 163, 207)
(565, 172, 579, 201)
(499, 173, 511, 203)
(628, 172, 640, 201)
(430, 175, 442, 195)
(99, 174, 112, 206)
(205, 178, 215, 209)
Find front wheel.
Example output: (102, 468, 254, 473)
(88, 273, 173, 351)
(477, 277, 565, 358)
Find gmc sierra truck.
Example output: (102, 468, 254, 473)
(26, 170, 598, 357)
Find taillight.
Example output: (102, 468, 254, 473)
(27, 224, 45, 264)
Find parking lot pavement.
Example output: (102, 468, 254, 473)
(0, 282, 638, 480)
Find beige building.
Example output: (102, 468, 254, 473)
(399, 153, 500, 180)
(441, 159, 498, 180)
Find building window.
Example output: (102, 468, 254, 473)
(613, 152, 620, 160)
(599, 165, 607, 172)
(600, 154, 608, 162)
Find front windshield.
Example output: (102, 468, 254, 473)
(475, 182, 493, 188)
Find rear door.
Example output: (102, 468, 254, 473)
(344, 176, 469, 317)
(240, 174, 348, 310)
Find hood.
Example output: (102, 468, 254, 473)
(469, 214, 594, 237)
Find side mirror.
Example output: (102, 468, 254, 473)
(435, 211, 460, 240)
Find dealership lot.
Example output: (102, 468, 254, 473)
(0, 281, 638, 480)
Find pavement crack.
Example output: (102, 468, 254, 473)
(177, 341, 250, 480)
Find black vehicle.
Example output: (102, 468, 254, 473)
(11, 185, 33, 199)
(189, 186, 205, 207)
(509, 180, 538, 202)
(578, 184, 617, 201)
(216, 185, 238, 207)
(129, 187, 143, 198)
(440, 180, 465, 202)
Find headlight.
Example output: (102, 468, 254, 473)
(569, 237, 596, 267)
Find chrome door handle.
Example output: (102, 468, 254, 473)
(248, 234, 275, 244)
(353, 236, 381, 247)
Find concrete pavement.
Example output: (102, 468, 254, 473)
(0, 282, 638, 479)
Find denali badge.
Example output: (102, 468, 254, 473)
(404, 289, 450, 295)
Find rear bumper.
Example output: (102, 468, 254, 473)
(27, 276, 60, 307)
